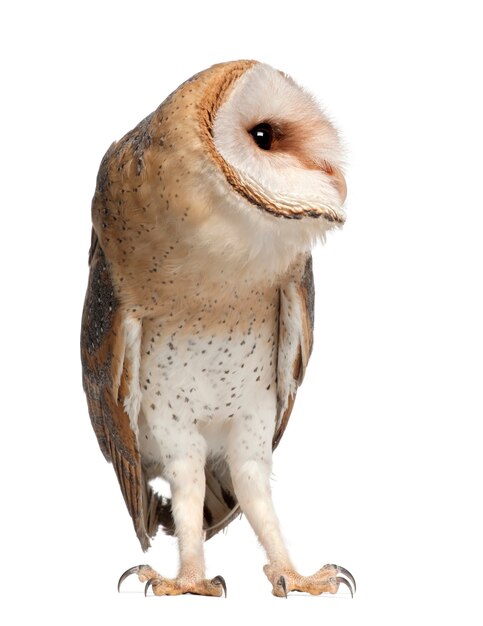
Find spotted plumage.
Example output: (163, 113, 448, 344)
(81, 60, 355, 597)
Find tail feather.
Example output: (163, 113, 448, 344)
(147, 458, 240, 543)
(203, 460, 240, 540)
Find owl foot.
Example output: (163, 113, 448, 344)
(263, 563, 356, 598)
(118, 564, 227, 597)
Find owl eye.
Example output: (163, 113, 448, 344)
(249, 123, 273, 150)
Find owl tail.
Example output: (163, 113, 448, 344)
(140, 459, 240, 549)
(202, 459, 241, 540)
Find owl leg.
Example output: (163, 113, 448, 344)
(119, 431, 226, 597)
(227, 415, 355, 598)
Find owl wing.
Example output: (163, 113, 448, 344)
(81, 230, 173, 551)
(273, 255, 315, 449)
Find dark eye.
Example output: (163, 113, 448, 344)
(249, 123, 273, 150)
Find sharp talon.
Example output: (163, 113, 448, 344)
(278, 575, 288, 598)
(334, 576, 354, 599)
(117, 564, 150, 592)
(211, 575, 227, 598)
(336, 565, 356, 593)
(144, 577, 158, 597)
(325, 564, 357, 594)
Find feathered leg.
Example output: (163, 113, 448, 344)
(227, 412, 355, 598)
(119, 430, 225, 597)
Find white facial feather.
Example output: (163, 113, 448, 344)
(212, 63, 345, 216)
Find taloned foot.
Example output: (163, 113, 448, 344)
(118, 564, 227, 597)
(264, 563, 356, 598)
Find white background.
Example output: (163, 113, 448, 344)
(1, 1, 482, 624)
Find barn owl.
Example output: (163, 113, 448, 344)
(81, 60, 355, 598)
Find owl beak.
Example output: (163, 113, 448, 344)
(321, 162, 347, 204)
(331, 167, 347, 203)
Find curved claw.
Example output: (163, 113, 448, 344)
(117, 564, 150, 592)
(336, 566, 356, 594)
(144, 577, 159, 597)
(211, 575, 227, 598)
(325, 564, 356, 594)
(278, 575, 288, 598)
(334, 576, 354, 599)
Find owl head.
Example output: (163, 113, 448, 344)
(94, 60, 346, 282)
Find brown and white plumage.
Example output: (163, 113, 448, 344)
(81, 60, 354, 597)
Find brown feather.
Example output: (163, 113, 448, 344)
(81, 233, 173, 550)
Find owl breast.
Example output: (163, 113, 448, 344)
(137, 286, 279, 471)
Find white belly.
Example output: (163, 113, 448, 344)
(138, 312, 278, 469)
